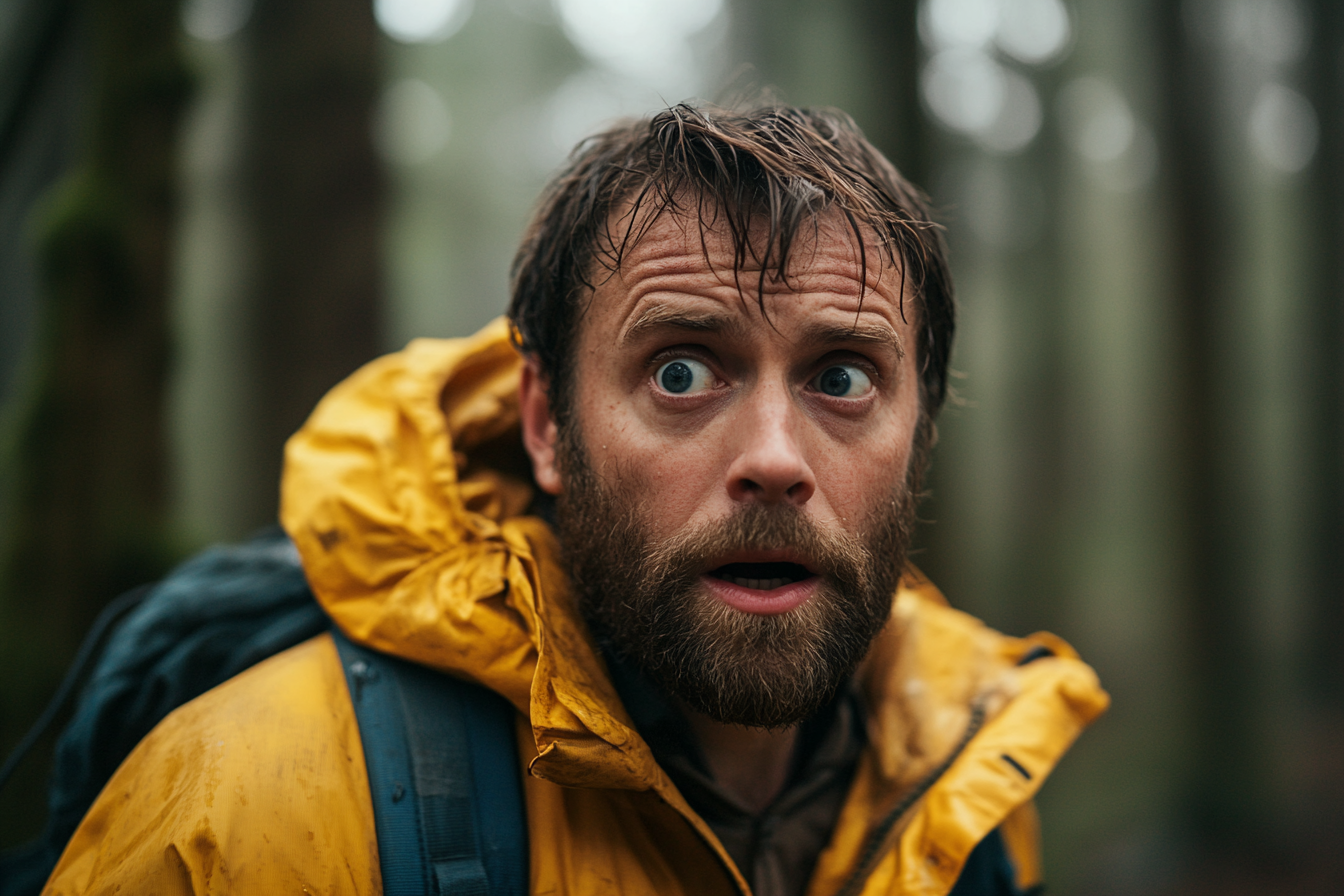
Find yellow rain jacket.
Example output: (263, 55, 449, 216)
(44, 319, 1108, 896)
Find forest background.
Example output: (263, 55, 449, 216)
(1, 1, 1341, 893)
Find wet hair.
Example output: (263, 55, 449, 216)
(507, 103, 955, 423)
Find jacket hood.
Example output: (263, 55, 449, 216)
(281, 318, 1109, 893)
(282, 319, 650, 790)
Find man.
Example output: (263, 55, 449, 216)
(44, 105, 1106, 895)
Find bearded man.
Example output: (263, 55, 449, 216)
(43, 105, 1107, 896)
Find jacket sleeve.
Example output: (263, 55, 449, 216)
(42, 635, 381, 896)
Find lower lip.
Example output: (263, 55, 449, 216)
(701, 574, 820, 616)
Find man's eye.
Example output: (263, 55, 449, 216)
(655, 358, 714, 394)
(814, 364, 872, 398)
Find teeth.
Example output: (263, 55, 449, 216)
(725, 576, 790, 590)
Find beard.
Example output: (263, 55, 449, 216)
(553, 418, 929, 730)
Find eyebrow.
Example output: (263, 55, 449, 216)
(621, 306, 904, 359)
(801, 322, 906, 360)
(621, 306, 749, 344)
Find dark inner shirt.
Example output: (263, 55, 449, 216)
(603, 648, 867, 896)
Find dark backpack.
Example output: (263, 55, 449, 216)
(0, 528, 527, 896)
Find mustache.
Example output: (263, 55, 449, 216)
(637, 503, 875, 592)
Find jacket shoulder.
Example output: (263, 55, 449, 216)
(43, 633, 380, 896)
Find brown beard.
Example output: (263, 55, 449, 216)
(554, 418, 929, 729)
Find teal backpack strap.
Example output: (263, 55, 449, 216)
(332, 628, 528, 896)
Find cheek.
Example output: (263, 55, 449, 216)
(817, 400, 922, 511)
(576, 400, 727, 524)
(576, 391, 694, 479)
(813, 439, 908, 520)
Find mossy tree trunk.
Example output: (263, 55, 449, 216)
(236, 0, 385, 524)
(0, 0, 191, 847)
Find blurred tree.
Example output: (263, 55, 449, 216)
(234, 0, 385, 526)
(0, 0, 385, 852)
(0, 0, 191, 847)
(732, 0, 925, 184)
(1157, 0, 1344, 889)
(851, 0, 927, 184)
(1155, 0, 1255, 851)
(0, 1, 80, 408)
(1304, 0, 1344, 721)
(1301, 0, 1344, 885)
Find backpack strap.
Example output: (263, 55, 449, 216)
(332, 628, 528, 896)
(948, 828, 1037, 896)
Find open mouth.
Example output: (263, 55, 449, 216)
(708, 562, 814, 591)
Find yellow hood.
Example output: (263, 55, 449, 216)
(280, 318, 1110, 895)
(281, 317, 650, 791)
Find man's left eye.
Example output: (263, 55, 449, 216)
(813, 364, 872, 398)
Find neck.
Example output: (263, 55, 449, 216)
(680, 704, 799, 813)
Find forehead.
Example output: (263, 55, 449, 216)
(587, 200, 913, 337)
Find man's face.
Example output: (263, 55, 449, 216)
(521, 204, 927, 728)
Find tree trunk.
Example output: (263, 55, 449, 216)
(0, 0, 191, 847)
(236, 0, 385, 526)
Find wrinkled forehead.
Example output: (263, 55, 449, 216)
(569, 201, 920, 369)
(597, 191, 904, 301)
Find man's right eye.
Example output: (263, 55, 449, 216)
(655, 358, 713, 394)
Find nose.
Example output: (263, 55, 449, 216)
(724, 386, 816, 506)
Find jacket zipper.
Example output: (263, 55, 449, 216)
(832, 700, 987, 896)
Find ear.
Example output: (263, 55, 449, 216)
(519, 358, 563, 495)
